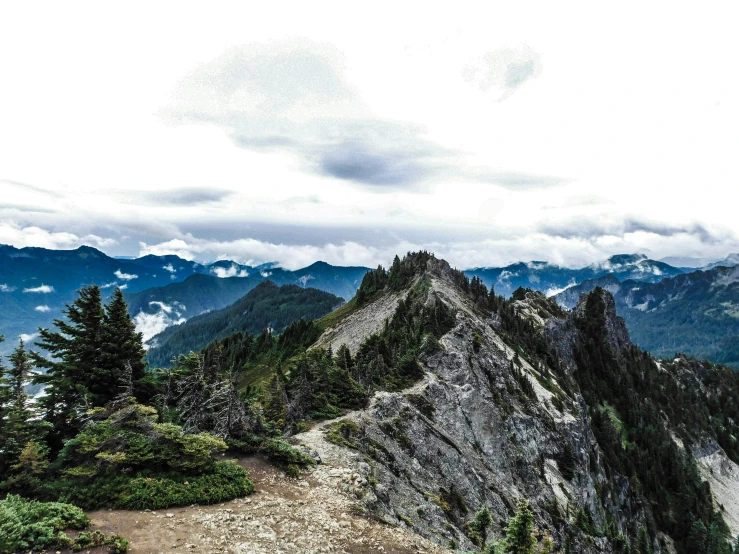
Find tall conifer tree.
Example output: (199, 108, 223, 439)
(1, 339, 48, 477)
(32, 285, 106, 447)
(503, 498, 536, 554)
(100, 288, 147, 400)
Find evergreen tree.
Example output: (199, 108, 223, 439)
(0, 335, 9, 413)
(32, 285, 106, 447)
(7, 339, 33, 409)
(100, 288, 147, 402)
(686, 514, 708, 552)
(0, 335, 10, 473)
(503, 498, 537, 554)
(636, 526, 652, 554)
(1, 339, 49, 481)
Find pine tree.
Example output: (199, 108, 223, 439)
(635, 526, 652, 554)
(32, 285, 106, 447)
(100, 288, 147, 402)
(0, 335, 11, 473)
(503, 498, 537, 554)
(687, 520, 707, 554)
(0, 335, 9, 411)
(466, 506, 492, 547)
(1, 339, 49, 479)
(7, 338, 33, 410)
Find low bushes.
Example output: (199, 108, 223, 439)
(41, 401, 254, 510)
(261, 438, 316, 477)
(0, 494, 127, 554)
(48, 461, 254, 511)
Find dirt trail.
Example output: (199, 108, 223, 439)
(83, 433, 450, 554)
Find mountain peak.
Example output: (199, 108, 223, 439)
(604, 253, 648, 265)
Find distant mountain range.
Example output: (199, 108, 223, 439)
(123, 261, 369, 342)
(145, 281, 343, 367)
(3, 243, 738, 361)
(0, 244, 368, 355)
(554, 265, 739, 367)
(464, 253, 689, 298)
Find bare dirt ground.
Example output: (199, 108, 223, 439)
(77, 429, 450, 554)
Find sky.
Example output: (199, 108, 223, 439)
(1, 1, 738, 270)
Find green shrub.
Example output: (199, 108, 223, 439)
(326, 419, 360, 448)
(42, 401, 253, 510)
(121, 462, 254, 510)
(0, 494, 128, 554)
(48, 461, 253, 511)
(262, 438, 316, 468)
(225, 433, 264, 454)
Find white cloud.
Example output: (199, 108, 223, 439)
(34, 305, 51, 312)
(134, 301, 187, 343)
(140, 237, 385, 271)
(1, 6, 739, 268)
(545, 280, 577, 297)
(0, 284, 16, 292)
(463, 45, 543, 100)
(19, 333, 39, 342)
(0, 221, 116, 250)
(23, 284, 54, 293)
(211, 264, 249, 278)
(162, 263, 176, 273)
(100, 281, 118, 289)
(114, 269, 138, 280)
(149, 301, 172, 314)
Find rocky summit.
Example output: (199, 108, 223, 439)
(288, 253, 739, 553)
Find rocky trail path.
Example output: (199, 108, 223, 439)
(79, 424, 449, 554)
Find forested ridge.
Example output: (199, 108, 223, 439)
(3, 252, 739, 553)
(146, 281, 343, 368)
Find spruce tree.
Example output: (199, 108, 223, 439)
(1, 339, 48, 479)
(636, 526, 652, 554)
(0, 335, 10, 473)
(503, 498, 537, 554)
(7, 338, 33, 409)
(0, 335, 9, 412)
(101, 288, 147, 402)
(32, 285, 106, 447)
(687, 519, 708, 554)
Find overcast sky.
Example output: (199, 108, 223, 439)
(1, 2, 738, 269)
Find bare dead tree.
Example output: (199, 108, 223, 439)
(176, 354, 213, 434)
(210, 365, 249, 438)
(111, 360, 134, 407)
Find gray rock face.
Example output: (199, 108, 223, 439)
(314, 272, 651, 552)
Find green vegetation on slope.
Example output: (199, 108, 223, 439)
(1, 285, 253, 529)
(146, 281, 343, 367)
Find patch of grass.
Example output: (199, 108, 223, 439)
(326, 419, 360, 448)
(378, 417, 414, 454)
(397, 512, 414, 527)
(405, 393, 435, 419)
(601, 403, 629, 448)
(315, 297, 359, 333)
(0, 494, 128, 554)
